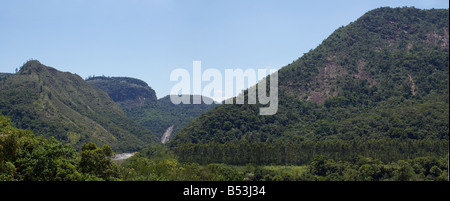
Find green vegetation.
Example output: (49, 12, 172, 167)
(1, 114, 447, 181)
(303, 154, 448, 181)
(78, 142, 120, 180)
(123, 95, 216, 138)
(118, 143, 449, 181)
(169, 7, 449, 168)
(0, 114, 120, 181)
(0, 60, 158, 152)
(172, 139, 448, 166)
(87, 76, 216, 138)
(0, 7, 448, 181)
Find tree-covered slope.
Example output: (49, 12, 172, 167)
(126, 94, 216, 138)
(169, 7, 449, 164)
(86, 75, 217, 141)
(0, 60, 158, 151)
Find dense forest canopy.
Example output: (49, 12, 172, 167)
(2, 114, 447, 181)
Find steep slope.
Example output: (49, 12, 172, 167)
(169, 7, 449, 165)
(87, 75, 216, 141)
(0, 60, 158, 151)
(279, 7, 449, 103)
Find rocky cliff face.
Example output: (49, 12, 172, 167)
(87, 76, 158, 108)
(87, 77, 217, 139)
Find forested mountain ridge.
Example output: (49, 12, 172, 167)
(169, 7, 449, 165)
(0, 60, 158, 152)
(280, 7, 448, 103)
(87, 75, 216, 140)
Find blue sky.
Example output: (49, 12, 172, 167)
(0, 0, 448, 99)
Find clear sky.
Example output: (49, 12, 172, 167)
(0, 0, 448, 99)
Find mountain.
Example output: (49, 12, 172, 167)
(0, 60, 158, 151)
(86, 76, 158, 108)
(169, 7, 449, 165)
(86, 76, 216, 141)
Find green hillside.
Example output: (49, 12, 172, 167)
(87, 76, 216, 140)
(0, 6, 448, 182)
(126, 94, 216, 138)
(169, 7, 449, 165)
(0, 60, 158, 151)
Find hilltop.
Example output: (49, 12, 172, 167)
(87, 76, 216, 140)
(0, 60, 158, 151)
(169, 7, 449, 165)
(86, 76, 158, 108)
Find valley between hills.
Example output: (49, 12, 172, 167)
(0, 7, 448, 181)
